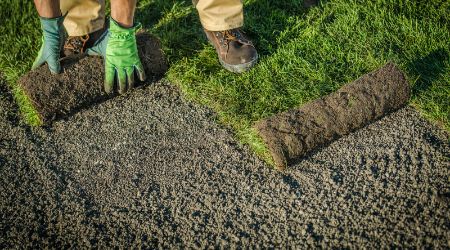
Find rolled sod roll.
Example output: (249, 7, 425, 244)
(255, 62, 410, 169)
(18, 31, 168, 124)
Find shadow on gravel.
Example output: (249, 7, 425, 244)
(0, 77, 19, 127)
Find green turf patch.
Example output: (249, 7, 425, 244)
(0, 0, 43, 125)
(1, 0, 449, 164)
(137, 0, 450, 162)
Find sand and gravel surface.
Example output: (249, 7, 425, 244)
(1, 81, 449, 248)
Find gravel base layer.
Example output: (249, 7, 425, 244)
(1, 81, 449, 248)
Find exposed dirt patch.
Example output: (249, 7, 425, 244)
(136, 31, 169, 78)
(18, 31, 167, 123)
(255, 63, 410, 168)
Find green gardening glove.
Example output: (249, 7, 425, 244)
(87, 17, 146, 94)
(32, 15, 65, 74)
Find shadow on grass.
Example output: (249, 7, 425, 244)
(135, 0, 324, 65)
(407, 48, 449, 95)
(0, 79, 20, 127)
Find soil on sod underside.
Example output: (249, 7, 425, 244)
(18, 31, 167, 123)
(255, 62, 410, 168)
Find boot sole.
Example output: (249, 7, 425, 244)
(218, 54, 258, 74)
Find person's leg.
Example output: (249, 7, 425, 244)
(193, 0, 243, 31)
(60, 0, 105, 36)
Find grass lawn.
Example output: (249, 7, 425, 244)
(1, 0, 449, 164)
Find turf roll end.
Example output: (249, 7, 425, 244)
(254, 62, 411, 169)
(17, 31, 167, 124)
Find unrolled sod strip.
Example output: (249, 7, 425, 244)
(18, 31, 168, 124)
(255, 62, 411, 169)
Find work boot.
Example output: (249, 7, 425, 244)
(204, 28, 258, 73)
(62, 27, 106, 57)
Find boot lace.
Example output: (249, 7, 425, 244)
(219, 29, 245, 45)
(216, 29, 253, 58)
(64, 35, 89, 54)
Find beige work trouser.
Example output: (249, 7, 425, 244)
(61, 0, 105, 36)
(61, 0, 243, 36)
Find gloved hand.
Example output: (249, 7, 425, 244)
(32, 15, 65, 74)
(87, 17, 146, 94)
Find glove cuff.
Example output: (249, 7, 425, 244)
(39, 14, 65, 34)
(109, 17, 142, 39)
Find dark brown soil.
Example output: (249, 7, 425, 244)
(18, 31, 167, 123)
(255, 62, 411, 168)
